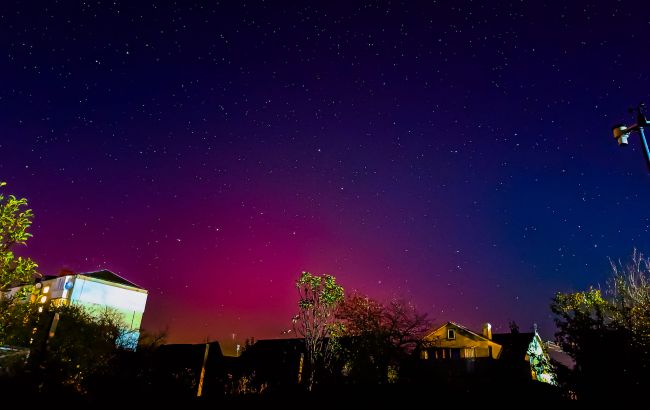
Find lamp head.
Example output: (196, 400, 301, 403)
(612, 124, 629, 146)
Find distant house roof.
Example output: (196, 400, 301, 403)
(239, 338, 305, 386)
(424, 321, 492, 342)
(78, 270, 145, 289)
(157, 341, 224, 361)
(492, 332, 535, 361)
(155, 341, 225, 381)
(242, 338, 305, 356)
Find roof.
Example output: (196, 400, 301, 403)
(156, 342, 224, 372)
(491, 332, 535, 361)
(424, 321, 492, 342)
(157, 341, 223, 358)
(244, 338, 305, 353)
(78, 270, 145, 289)
(240, 338, 306, 361)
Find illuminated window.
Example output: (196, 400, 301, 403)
(447, 329, 456, 340)
(420, 350, 429, 360)
(42, 286, 50, 294)
(51, 299, 68, 307)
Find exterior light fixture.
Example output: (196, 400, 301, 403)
(612, 103, 650, 172)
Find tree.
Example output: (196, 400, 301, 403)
(551, 249, 650, 401)
(336, 293, 430, 384)
(0, 299, 127, 395)
(508, 320, 520, 334)
(293, 271, 344, 391)
(0, 181, 39, 291)
(608, 250, 650, 350)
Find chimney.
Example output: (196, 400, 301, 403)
(482, 323, 492, 340)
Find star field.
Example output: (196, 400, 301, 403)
(2, 1, 650, 343)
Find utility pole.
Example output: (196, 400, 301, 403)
(196, 341, 210, 397)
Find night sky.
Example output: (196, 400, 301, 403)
(2, 1, 650, 345)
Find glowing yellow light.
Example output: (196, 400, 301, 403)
(38, 306, 43, 313)
(40, 295, 47, 303)
(42, 286, 50, 294)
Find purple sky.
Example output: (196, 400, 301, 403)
(2, 1, 650, 344)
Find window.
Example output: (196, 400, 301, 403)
(447, 329, 456, 340)
(50, 299, 68, 307)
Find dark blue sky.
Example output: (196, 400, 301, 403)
(1, 1, 649, 343)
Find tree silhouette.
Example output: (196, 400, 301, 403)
(293, 271, 344, 391)
(551, 249, 650, 401)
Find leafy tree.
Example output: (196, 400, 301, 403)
(336, 293, 430, 384)
(0, 181, 39, 291)
(0, 299, 127, 395)
(551, 249, 650, 401)
(293, 271, 344, 391)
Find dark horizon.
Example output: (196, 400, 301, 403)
(2, 1, 649, 344)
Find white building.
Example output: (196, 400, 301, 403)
(4, 270, 148, 350)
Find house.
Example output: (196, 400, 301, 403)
(237, 338, 306, 391)
(420, 322, 502, 360)
(3, 270, 148, 350)
(418, 321, 556, 385)
(151, 341, 227, 397)
(492, 330, 556, 385)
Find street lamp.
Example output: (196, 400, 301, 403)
(612, 103, 650, 172)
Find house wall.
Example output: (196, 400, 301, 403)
(69, 276, 147, 331)
(5, 274, 148, 350)
(422, 323, 502, 359)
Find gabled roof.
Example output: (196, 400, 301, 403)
(78, 270, 145, 289)
(424, 321, 492, 342)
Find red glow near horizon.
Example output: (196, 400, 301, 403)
(4, 1, 648, 347)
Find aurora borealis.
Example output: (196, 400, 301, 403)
(2, 1, 650, 345)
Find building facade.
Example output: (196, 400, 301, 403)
(4, 270, 148, 349)
(419, 321, 556, 385)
